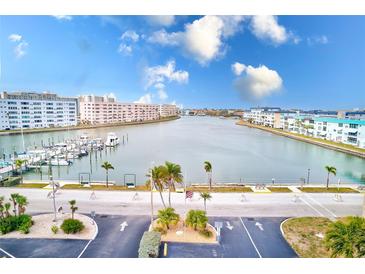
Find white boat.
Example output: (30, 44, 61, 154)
(51, 159, 71, 166)
(105, 132, 120, 147)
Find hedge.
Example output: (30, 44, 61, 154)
(0, 176, 21, 187)
(138, 231, 161, 258)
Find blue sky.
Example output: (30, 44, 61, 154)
(0, 15, 364, 109)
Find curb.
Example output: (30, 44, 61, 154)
(279, 217, 300, 257)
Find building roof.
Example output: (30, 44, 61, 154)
(313, 117, 365, 125)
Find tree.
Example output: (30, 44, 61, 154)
(185, 210, 208, 231)
(164, 161, 183, 207)
(156, 207, 180, 229)
(101, 161, 114, 188)
(148, 165, 167, 208)
(10, 193, 20, 216)
(4, 203, 11, 218)
(204, 161, 212, 190)
(200, 192, 212, 212)
(0, 196, 4, 218)
(14, 159, 27, 184)
(325, 166, 337, 189)
(325, 217, 365, 258)
(16, 195, 28, 215)
(69, 200, 78, 219)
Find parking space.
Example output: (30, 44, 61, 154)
(161, 217, 297, 258)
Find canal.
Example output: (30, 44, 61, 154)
(0, 116, 364, 185)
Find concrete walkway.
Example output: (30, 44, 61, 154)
(1, 187, 363, 218)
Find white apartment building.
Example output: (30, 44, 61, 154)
(79, 95, 178, 125)
(0, 91, 78, 130)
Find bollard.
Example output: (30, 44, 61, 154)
(163, 243, 168, 257)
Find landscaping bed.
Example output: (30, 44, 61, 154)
(16, 183, 48, 188)
(187, 186, 253, 192)
(61, 184, 149, 191)
(267, 187, 292, 193)
(282, 217, 332, 258)
(0, 213, 96, 240)
(299, 187, 358, 193)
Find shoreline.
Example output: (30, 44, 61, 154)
(236, 120, 365, 159)
(0, 115, 180, 136)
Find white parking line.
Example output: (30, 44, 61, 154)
(0, 246, 15, 258)
(239, 217, 262, 258)
(77, 219, 99, 258)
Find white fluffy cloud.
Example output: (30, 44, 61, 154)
(8, 34, 28, 59)
(233, 62, 283, 101)
(148, 16, 245, 65)
(250, 16, 293, 45)
(118, 30, 140, 55)
(52, 15, 72, 21)
(145, 60, 189, 89)
(8, 34, 22, 42)
(307, 35, 329, 45)
(134, 93, 152, 104)
(231, 62, 246, 76)
(146, 16, 175, 27)
(121, 30, 139, 42)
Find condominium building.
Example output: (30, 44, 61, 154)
(0, 91, 78, 130)
(79, 94, 178, 125)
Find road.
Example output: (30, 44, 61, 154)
(0, 187, 363, 219)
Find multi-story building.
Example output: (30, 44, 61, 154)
(79, 94, 178, 125)
(0, 91, 78, 130)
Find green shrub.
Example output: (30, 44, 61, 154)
(0, 214, 32, 235)
(16, 214, 33, 234)
(199, 229, 213, 238)
(138, 231, 161, 258)
(0, 216, 18, 234)
(61, 218, 85, 234)
(51, 225, 59, 234)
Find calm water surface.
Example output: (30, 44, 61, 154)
(0, 117, 364, 185)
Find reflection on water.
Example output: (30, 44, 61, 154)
(0, 116, 364, 185)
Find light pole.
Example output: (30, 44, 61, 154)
(49, 159, 57, 222)
(307, 168, 310, 184)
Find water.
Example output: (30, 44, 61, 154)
(0, 116, 364, 185)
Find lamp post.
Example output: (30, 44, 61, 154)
(49, 159, 57, 222)
(307, 168, 310, 184)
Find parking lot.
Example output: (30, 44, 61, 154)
(161, 217, 297, 258)
(0, 215, 296, 258)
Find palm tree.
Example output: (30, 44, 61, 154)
(164, 161, 183, 207)
(16, 195, 28, 215)
(148, 165, 167, 208)
(200, 192, 212, 212)
(157, 207, 180, 229)
(185, 209, 208, 231)
(14, 159, 27, 184)
(204, 161, 212, 190)
(325, 166, 337, 189)
(69, 200, 78, 219)
(101, 161, 114, 188)
(4, 203, 11, 217)
(10, 193, 20, 216)
(325, 217, 365, 258)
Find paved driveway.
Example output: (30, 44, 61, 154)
(161, 217, 297, 258)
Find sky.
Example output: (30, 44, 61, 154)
(0, 15, 364, 110)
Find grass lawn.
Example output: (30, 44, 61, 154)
(15, 183, 49, 188)
(61, 184, 149, 191)
(282, 217, 333, 258)
(299, 187, 359, 193)
(187, 186, 253, 192)
(267, 187, 292, 193)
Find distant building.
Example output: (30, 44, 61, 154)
(79, 94, 178, 125)
(0, 91, 78, 130)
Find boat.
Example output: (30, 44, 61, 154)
(105, 132, 120, 147)
(50, 159, 71, 166)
